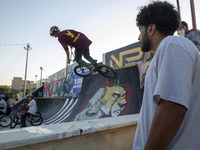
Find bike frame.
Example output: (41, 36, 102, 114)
(69, 47, 75, 62)
(66, 47, 76, 75)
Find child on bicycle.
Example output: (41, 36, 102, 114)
(21, 94, 37, 127)
(50, 26, 97, 73)
(0, 95, 7, 116)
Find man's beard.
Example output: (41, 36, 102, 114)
(141, 31, 152, 52)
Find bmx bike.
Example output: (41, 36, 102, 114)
(69, 48, 117, 79)
(10, 110, 43, 129)
(74, 63, 117, 79)
(0, 114, 12, 127)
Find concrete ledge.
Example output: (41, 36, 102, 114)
(0, 114, 139, 150)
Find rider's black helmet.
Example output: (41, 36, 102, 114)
(50, 26, 60, 37)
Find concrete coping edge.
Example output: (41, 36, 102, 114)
(0, 114, 139, 149)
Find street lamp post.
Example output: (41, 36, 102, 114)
(190, 0, 197, 29)
(35, 75, 38, 83)
(40, 67, 43, 86)
(176, 0, 182, 29)
(23, 44, 32, 97)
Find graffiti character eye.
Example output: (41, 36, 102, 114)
(112, 93, 120, 98)
(121, 92, 127, 97)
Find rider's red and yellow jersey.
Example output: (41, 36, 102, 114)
(58, 30, 92, 53)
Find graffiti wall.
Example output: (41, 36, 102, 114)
(44, 72, 83, 97)
(48, 62, 78, 83)
(32, 86, 43, 97)
(137, 60, 152, 89)
(64, 65, 144, 122)
(48, 68, 66, 83)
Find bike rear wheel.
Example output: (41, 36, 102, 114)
(97, 64, 117, 79)
(0, 115, 12, 127)
(30, 115, 43, 126)
(10, 115, 19, 129)
(74, 65, 91, 77)
(36, 112, 41, 117)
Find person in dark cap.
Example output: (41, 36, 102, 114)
(181, 21, 200, 51)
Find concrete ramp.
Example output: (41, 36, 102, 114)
(10, 65, 143, 125)
(64, 65, 143, 122)
(36, 97, 79, 125)
(11, 97, 79, 125)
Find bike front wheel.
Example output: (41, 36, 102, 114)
(0, 115, 12, 127)
(10, 115, 19, 129)
(97, 64, 117, 79)
(74, 65, 91, 77)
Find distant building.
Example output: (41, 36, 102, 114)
(12, 77, 36, 91)
(35, 79, 49, 88)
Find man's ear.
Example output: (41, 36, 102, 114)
(148, 24, 156, 37)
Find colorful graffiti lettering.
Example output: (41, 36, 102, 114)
(44, 72, 74, 97)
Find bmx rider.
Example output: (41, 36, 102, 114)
(50, 26, 97, 73)
(21, 94, 37, 127)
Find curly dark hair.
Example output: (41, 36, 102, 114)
(136, 1, 180, 36)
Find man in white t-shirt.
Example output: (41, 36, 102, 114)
(133, 1, 200, 150)
(21, 94, 37, 127)
(0, 95, 7, 115)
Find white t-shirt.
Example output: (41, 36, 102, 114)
(28, 99, 37, 115)
(133, 36, 200, 150)
(0, 99, 7, 113)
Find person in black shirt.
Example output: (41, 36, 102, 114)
(4, 93, 9, 103)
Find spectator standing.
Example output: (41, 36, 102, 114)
(16, 93, 19, 101)
(0, 95, 7, 115)
(133, 1, 200, 150)
(3, 93, 9, 103)
(12, 92, 16, 101)
(181, 21, 200, 51)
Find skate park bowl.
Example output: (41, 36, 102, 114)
(0, 41, 153, 149)
(0, 114, 139, 150)
(0, 65, 144, 150)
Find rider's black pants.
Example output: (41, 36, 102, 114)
(21, 112, 31, 127)
(75, 47, 96, 68)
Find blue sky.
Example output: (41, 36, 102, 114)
(0, 0, 200, 85)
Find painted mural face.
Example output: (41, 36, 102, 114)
(74, 85, 127, 121)
(100, 86, 127, 116)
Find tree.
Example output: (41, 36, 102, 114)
(0, 86, 12, 94)
(19, 88, 36, 96)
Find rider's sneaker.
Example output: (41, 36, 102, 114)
(90, 65, 95, 74)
